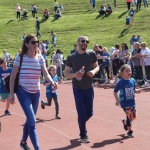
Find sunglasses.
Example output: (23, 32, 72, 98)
(31, 41, 39, 44)
(81, 40, 89, 44)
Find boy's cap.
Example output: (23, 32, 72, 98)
(110, 47, 115, 51)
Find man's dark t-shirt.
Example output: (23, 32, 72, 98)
(66, 50, 97, 89)
(36, 20, 40, 27)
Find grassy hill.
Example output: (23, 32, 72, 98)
(0, 0, 150, 58)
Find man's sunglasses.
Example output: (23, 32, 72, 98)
(81, 40, 89, 44)
(31, 41, 39, 44)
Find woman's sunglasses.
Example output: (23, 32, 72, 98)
(81, 40, 89, 44)
(31, 41, 39, 44)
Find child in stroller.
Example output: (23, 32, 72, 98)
(21, 9, 29, 19)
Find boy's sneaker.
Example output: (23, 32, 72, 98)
(122, 119, 128, 131)
(5, 110, 11, 116)
(41, 100, 45, 109)
(127, 130, 134, 138)
(20, 141, 31, 150)
(56, 115, 61, 119)
(80, 135, 90, 143)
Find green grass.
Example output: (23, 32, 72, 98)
(0, 0, 150, 58)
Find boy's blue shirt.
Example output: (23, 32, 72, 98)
(102, 52, 110, 65)
(0, 67, 12, 93)
(44, 75, 59, 98)
(114, 78, 136, 108)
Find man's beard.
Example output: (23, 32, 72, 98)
(81, 45, 87, 51)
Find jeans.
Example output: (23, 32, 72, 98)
(16, 86, 40, 150)
(73, 88, 94, 138)
(36, 26, 41, 37)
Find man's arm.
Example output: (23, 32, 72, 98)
(87, 61, 99, 78)
(64, 66, 83, 79)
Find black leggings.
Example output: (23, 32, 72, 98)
(100, 64, 110, 79)
(123, 107, 136, 127)
(44, 95, 59, 115)
(145, 65, 150, 80)
(16, 12, 20, 19)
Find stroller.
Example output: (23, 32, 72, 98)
(21, 9, 29, 19)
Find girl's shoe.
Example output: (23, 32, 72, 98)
(127, 130, 134, 138)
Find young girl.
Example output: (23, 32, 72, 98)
(0, 58, 12, 115)
(129, 7, 134, 25)
(114, 64, 141, 137)
(41, 65, 61, 119)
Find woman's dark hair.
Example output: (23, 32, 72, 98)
(121, 43, 128, 50)
(115, 44, 119, 49)
(0, 58, 6, 65)
(20, 34, 37, 56)
(56, 49, 62, 54)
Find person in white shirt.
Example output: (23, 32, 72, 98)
(140, 42, 150, 87)
(3, 49, 10, 61)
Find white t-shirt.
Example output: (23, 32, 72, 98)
(4, 53, 10, 61)
(140, 47, 150, 66)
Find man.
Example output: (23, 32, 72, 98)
(64, 36, 99, 143)
(35, 17, 41, 38)
(137, 0, 142, 10)
(70, 43, 78, 54)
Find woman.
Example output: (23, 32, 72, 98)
(140, 42, 150, 87)
(9, 34, 57, 150)
(110, 44, 120, 84)
(16, 3, 21, 19)
(54, 49, 64, 79)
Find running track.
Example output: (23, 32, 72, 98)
(0, 83, 150, 150)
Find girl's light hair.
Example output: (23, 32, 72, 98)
(103, 47, 108, 51)
(141, 42, 146, 48)
(118, 64, 131, 77)
(48, 65, 57, 72)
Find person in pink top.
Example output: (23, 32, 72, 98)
(126, 0, 132, 10)
(16, 3, 21, 19)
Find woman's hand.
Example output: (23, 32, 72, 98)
(10, 94, 15, 105)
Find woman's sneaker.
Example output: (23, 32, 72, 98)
(20, 141, 31, 150)
(127, 130, 134, 138)
(80, 135, 90, 143)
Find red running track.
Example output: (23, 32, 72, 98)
(0, 83, 150, 150)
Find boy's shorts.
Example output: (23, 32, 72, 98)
(126, 22, 130, 25)
(0, 93, 10, 101)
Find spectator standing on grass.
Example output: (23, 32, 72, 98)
(50, 31, 57, 47)
(16, 3, 21, 19)
(53, 0, 59, 13)
(0, 58, 12, 116)
(137, 0, 142, 10)
(9, 34, 57, 150)
(126, 0, 132, 10)
(35, 17, 41, 38)
(3, 49, 10, 61)
(64, 36, 99, 143)
(143, 0, 148, 8)
(31, 4, 37, 18)
(129, 7, 134, 25)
